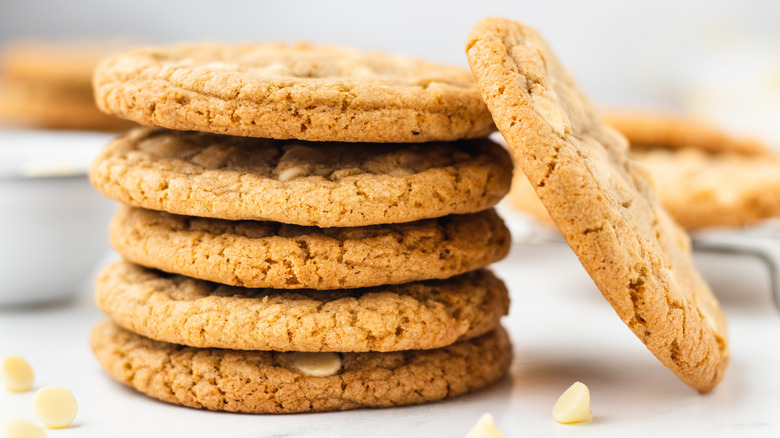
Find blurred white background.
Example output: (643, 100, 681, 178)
(2, 0, 779, 136)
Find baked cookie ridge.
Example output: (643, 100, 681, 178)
(467, 17, 728, 392)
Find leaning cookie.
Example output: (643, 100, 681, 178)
(91, 320, 512, 413)
(467, 18, 728, 392)
(90, 127, 513, 227)
(601, 110, 768, 156)
(110, 206, 510, 289)
(96, 261, 509, 352)
(93, 42, 495, 142)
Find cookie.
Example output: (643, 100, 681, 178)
(510, 144, 780, 231)
(601, 110, 769, 156)
(95, 260, 509, 352)
(633, 148, 780, 229)
(93, 42, 495, 142)
(0, 80, 133, 131)
(90, 320, 512, 413)
(109, 206, 510, 289)
(89, 127, 513, 227)
(467, 18, 728, 392)
(0, 40, 134, 131)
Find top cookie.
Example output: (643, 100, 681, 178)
(601, 111, 769, 156)
(90, 127, 512, 227)
(93, 42, 495, 142)
(467, 18, 729, 392)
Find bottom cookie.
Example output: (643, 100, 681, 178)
(91, 320, 512, 413)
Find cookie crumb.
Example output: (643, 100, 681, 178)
(2, 418, 46, 438)
(552, 381, 593, 424)
(32, 387, 78, 429)
(464, 413, 506, 438)
(1, 355, 34, 392)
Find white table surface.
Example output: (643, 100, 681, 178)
(1, 216, 779, 438)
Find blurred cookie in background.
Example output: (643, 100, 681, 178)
(510, 111, 780, 230)
(0, 40, 137, 131)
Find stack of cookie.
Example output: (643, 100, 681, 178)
(87, 43, 515, 412)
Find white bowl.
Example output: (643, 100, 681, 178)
(0, 129, 117, 306)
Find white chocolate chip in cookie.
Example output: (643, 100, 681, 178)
(553, 381, 593, 424)
(278, 166, 307, 181)
(464, 413, 507, 438)
(1, 355, 35, 392)
(285, 352, 342, 377)
(2, 418, 46, 438)
(33, 387, 78, 429)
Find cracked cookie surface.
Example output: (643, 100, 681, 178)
(93, 42, 496, 142)
(95, 261, 510, 352)
(90, 320, 512, 413)
(89, 127, 513, 226)
(110, 206, 510, 289)
(467, 18, 728, 392)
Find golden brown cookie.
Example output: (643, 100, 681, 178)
(93, 42, 495, 142)
(95, 261, 509, 352)
(0, 40, 135, 131)
(467, 18, 728, 392)
(509, 145, 780, 231)
(110, 206, 511, 289)
(633, 148, 780, 229)
(89, 127, 513, 227)
(601, 110, 769, 156)
(90, 320, 512, 413)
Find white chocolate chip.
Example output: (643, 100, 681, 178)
(2, 355, 34, 392)
(32, 387, 78, 429)
(2, 418, 46, 438)
(286, 352, 342, 377)
(278, 166, 307, 181)
(553, 381, 593, 424)
(464, 413, 507, 438)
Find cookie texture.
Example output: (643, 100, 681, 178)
(90, 128, 513, 227)
(467, 18, 728, 392)
(93, 42, 496, 142)
(110, 206, 511, 289)
(90, 320, 512, 413)
(95, 261, 510, 352)
(602, 110, 769, 156)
